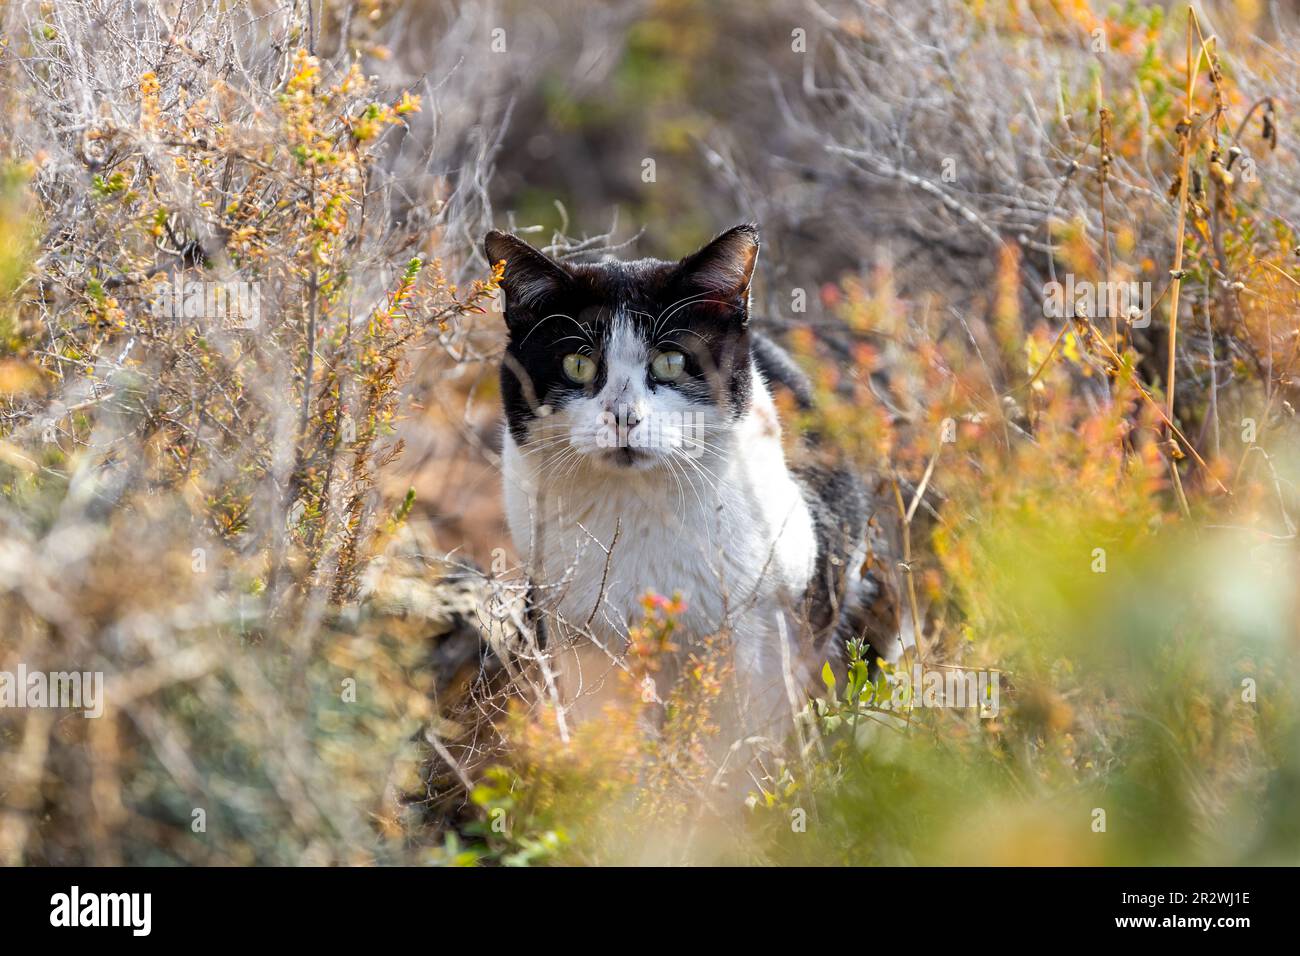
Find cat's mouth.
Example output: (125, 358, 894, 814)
(598, 446, 658, 470)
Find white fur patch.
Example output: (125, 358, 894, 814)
(502, 345, 819, 738)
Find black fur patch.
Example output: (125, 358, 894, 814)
(752, 331, 815, 409)
(795, 463, 901, 670)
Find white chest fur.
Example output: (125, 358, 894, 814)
(501, 377, 818, 728)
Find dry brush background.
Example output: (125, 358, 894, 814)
(0, 0, 1298, 865)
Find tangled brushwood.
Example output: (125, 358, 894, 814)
(2, 0, 1299, 866)
(0, 0, 505, 864)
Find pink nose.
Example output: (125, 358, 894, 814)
(601, 381, 641, 430)
(602, 379, 628, 411)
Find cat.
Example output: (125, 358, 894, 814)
(486, 223, 901, 743)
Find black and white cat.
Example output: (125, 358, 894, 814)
(486, 224, 900, 739)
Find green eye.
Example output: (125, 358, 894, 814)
(562, 353, 597, 384)
(651, 350, 686, 382)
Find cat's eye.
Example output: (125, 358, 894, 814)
(651, 350, 686, 382)
(562, 353, 597, 384)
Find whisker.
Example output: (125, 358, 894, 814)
(653, 295, 737, 342)
(517, 312, 596, 349)
(672, 452, 712, 521)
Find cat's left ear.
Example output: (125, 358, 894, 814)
(484, 230, 570, 314)
(674, 223, 760, 308)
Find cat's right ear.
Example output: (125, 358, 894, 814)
(484, 231, 569, 318)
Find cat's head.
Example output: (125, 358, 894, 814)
(486, 224, 760, 472)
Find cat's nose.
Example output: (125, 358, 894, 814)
(601, 381, 639, 421)
(600, 380, 626, 413)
